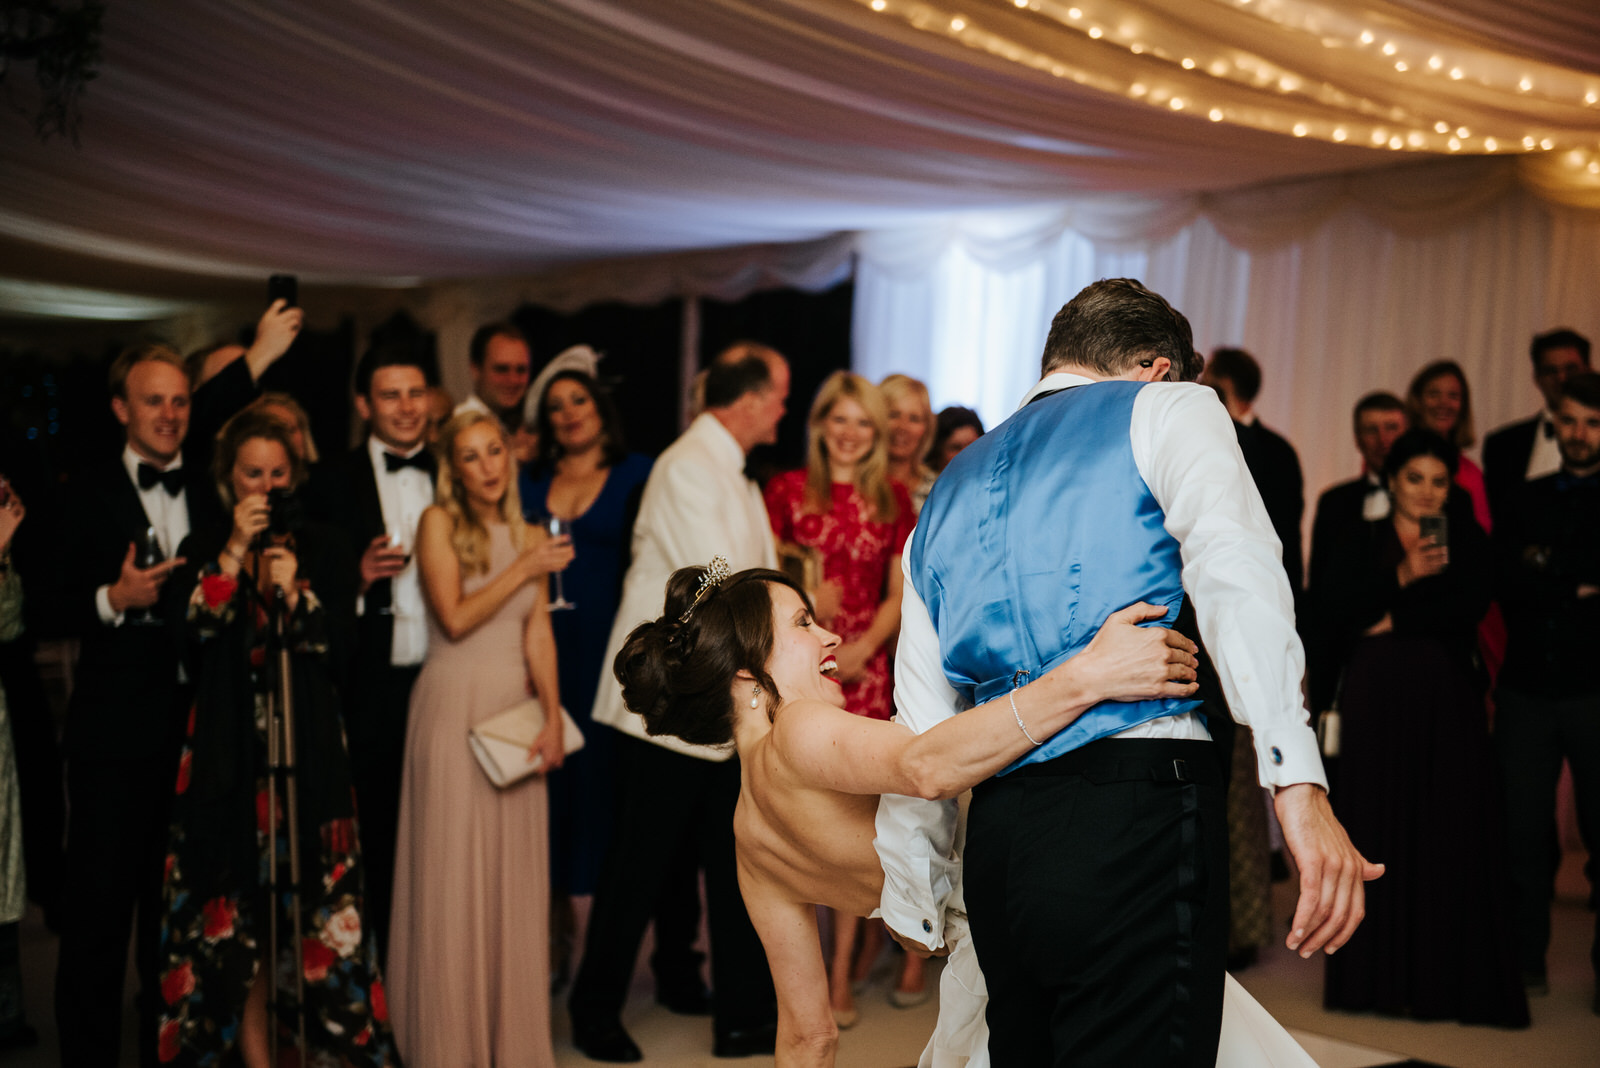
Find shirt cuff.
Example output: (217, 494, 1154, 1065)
(1252, 721, 1327, 792)
(95, 584, 125, 627)
(878, 884, 948, 953)
(355, 593, 366, 618)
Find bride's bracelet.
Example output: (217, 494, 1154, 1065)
(1010, 687, 1042, 746)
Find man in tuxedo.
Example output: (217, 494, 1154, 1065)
(1200, 347, 1304, 591)
(1492, 371, 1600, 1006)
(1483, 328, 1591, 529)
(877, 280, 1379, 1066)
(570, 343, 788, 1062)
(1304, 393, 1407, 708)
(306, 343, 434, 956)
(55, 344, 197, 1067)
(455, 321, 537, 463)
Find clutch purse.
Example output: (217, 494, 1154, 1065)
(468, 698, 586, 788)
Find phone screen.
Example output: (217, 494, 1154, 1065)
(268, 274, 298, 308)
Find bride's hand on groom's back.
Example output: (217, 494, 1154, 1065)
(1075, 602, 1200, 704)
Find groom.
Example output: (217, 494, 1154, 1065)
(876, 279, 1380, 1065)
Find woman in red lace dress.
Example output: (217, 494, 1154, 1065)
(763, 371, 914, 1026)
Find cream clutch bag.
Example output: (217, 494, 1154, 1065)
(468, 698, 586, 788)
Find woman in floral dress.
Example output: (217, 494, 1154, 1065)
(157, 410, 396, 1067)
(763, 371, 914, 1027)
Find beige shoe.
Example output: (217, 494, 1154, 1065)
(831, 1006, 860, 1029)
(888, 986, 932, 1009)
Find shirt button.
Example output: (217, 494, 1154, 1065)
(1271, 746, 1283, 766)
(922, 919, 933, 934)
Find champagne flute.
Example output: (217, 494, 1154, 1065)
(545, 516, 575, 611)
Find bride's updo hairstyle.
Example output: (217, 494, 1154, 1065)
(614, 564, 812, 747)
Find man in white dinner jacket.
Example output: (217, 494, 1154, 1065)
(569, 342, 789, 1062)
(877, 279, 1382, 1066)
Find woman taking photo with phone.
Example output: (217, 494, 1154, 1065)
(1311, 428, 1527, 1027)
(155, 409, 394, 1067)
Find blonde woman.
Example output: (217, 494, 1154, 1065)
(878, 373, 937, 516)
(762, 371, 913, 1026)
(249, 390, 321, 464)
(387, 411, 573, 1067)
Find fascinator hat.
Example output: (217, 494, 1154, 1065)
(524, 344, 602, 428)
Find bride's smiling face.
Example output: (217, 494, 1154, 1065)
(762, 582, 844, 709)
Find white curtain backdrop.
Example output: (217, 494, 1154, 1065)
(852, 184, 1600, 557)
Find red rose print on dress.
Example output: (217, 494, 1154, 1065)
(302, 936, 335, 983)
(161, 961, 195, 1005)
(157, 1018, 181, 1062)
(320, 904, 363, 958)
(201, 897, 236, 940)
(175, 748, 192, 795)
(200, 571, 237, 609)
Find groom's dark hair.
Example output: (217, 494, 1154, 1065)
(1040, 278, 1195, 378)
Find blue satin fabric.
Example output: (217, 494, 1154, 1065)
(910, 380, 1202, 774)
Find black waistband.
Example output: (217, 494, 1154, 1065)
(987, 737, 1221, 787)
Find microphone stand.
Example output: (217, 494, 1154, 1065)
(264, 570, 308, 1066)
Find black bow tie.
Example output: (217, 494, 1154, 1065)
(383, 450, 433, 474)
(137, 463, 184, 496)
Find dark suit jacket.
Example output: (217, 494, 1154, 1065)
(1233, 420, 1304, 591)
(184, 357, 260, 536)
(1482, 415, 1540, 531)
(62, 457, 207, 760)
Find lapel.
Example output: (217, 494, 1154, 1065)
(353, 447, 386, 539)
(103, 459, 155, 544)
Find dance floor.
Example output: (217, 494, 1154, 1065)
(15, 849, 1594, 1066)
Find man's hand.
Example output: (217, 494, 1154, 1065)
(1274, 783, 1384, 957)
(245, 299, 304, 379)
(107, 543, 186, 613)
(358, 534, 408, 595)
(885, 924, 948, 959)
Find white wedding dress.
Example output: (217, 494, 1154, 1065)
(918, 914, 1317, 1068)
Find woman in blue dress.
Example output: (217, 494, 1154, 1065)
(521, 365, 653, 981)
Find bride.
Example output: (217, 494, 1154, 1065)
(613, 560, 1315, 1067)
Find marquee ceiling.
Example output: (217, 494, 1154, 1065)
(1, 0, 1596, 310)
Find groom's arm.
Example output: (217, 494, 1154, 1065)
(1133, 383, 1381, 956)
(874, 550, 961, 953)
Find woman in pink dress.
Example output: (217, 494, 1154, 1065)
(1406, 359, 1506, 682)
(387, 411, 573, 1067)
(763, 371, 914, 1028)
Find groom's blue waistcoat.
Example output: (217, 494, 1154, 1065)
(909, 380, 1202, 775)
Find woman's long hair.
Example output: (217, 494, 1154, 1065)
(878, 373, 936, 472)
(434, 411, 530, 575)
(212, 409, 307, 509)
(803, 371, 898, 522)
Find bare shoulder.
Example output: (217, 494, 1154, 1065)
(770, 697, 856, 758)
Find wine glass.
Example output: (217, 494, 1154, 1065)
(545, 516, 575, 611)
(129, 526, 164, 626)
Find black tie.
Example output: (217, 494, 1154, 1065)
(137, 463, 185, 496)
(384, 450, 433, 474)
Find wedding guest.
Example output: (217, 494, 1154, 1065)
(1305, 392, 1408, 713)
(1493, 372, 1600, 1005)
(156, 409, 395, 1066)
(1406, 360, 1489, 530)
(520, 353, 653, 985)
(929, 405, 984, 473)
(249, 390, 320, 464)
(878, 374, 936, 515)
(1201, 348, 1303, 589)
(306, 343, 435, 958)
(388, 411, 571, 1067)
(456, 321, 537, 464)
(56, 344, 198, 1066)
(425, 386, 454, 444)
(0, 488, 33, 1050)
(1484, 329, 1591, 528)
(1315, 429, 1527, 1026)
(763, 371, 913, 1026)
(570, 343, 789, 1063)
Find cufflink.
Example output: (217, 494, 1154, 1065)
(922, 919, 933, 934)
(1271, 746, 1283, 766)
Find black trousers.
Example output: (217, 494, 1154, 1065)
(965, 738, 1228, 1068)
(569, 734, 776, 1035)
(345, 661, 420, 967)
(55, 752, 179, 1067)
(1495, 685, 1600, 980)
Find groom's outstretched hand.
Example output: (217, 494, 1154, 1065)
(1274, 783, 1384, 958)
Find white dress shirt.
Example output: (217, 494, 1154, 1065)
(590, 413, 777, 761)
(365, 437, 433, 666)
(1525, 409, 1562, 482)
(875, 372, 1326, 949)
(96, 445, 190, 626)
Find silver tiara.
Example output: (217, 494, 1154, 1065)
(678, 555, 732, 625)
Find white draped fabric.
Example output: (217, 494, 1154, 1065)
(1, 0, 1597, 314)
(853, 179, 1600, 532)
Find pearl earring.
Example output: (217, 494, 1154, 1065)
(750, 683, 761, 709)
